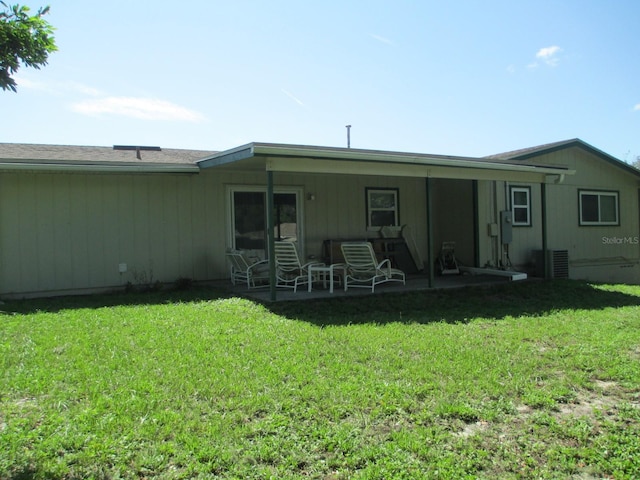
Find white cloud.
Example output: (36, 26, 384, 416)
(634, 104, 640, 111)
(71, 97, 207, 122)
(535, 45, 562, 66)
(14, 77, 105, 96)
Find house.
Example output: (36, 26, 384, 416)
(0, 139, 638, 299)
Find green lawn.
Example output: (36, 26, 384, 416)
(1, 280, 639, 479)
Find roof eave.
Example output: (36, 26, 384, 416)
(0, 161, 200, 174)
(199, 142, 574, 177)
(197, 143, 256, 168)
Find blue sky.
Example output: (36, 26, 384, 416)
(3, 0, 640, 161)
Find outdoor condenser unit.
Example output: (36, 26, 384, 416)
(533, 250, 569, 278)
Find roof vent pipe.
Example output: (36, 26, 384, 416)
(346, 125, 351, 148)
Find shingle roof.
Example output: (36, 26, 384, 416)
(0, 143, 217, 166)
(487, 138, 640, 178)
(487, 138, 581, 161)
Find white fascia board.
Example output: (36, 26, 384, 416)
(265, 156, 571, 182)
(197, 143, 255, 168)
(0, 162, 200, 173)
(254, 143, 574, 176)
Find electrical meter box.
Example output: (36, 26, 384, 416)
(500, 210, 513, 244)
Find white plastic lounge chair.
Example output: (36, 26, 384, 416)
(226, 251, 270, 289)
(340, 242, 406, 292)
(274, 241, 323, 292)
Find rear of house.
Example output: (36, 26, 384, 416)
(0, 139, 637, 298)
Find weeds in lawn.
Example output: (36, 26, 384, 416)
(1, 280, 639, 478)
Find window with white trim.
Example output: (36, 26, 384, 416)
(579, 190, 619, 226)
(510, 186, 531, 227)
(366, 188, 399, 229)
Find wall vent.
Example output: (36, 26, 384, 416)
(533, 250, 569, 278)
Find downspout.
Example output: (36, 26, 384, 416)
(267, 170, 277, 301)
(425, 177, 434, 288)
(492, 181, 499, 267)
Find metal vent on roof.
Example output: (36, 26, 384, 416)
(113, 145, 161, 160)
(113, 145, 161, 151)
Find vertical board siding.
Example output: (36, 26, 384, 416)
(0, 171, 220, 296)
(4, 145, 635, 297)
(515, 148, 639, 283)
(508, 182, 542, 268)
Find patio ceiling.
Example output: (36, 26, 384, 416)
(198, 142, 575, 183)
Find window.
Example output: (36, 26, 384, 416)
(510, 186, 531, 227)
(366, 188, 399, 228)
(228, 186, 302, 256)
(579, 190, 619, 226)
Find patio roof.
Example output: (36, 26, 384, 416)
(198, 142, 575, 183)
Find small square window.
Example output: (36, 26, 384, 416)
(510, 186, 531, 227)
(366, 188, 399, 229)
(579, 190, 619, 226)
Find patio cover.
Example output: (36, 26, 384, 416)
(199, 142, 575, 300)
(198, 142, 574, 183)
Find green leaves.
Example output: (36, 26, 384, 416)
(0, 2, 57, 92)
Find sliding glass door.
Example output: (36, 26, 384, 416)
(229, 187, 302, 259)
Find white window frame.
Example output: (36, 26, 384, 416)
(510, 186, 531, 227)
(226, 185, 305, 257)
(578, 190, 619, 226)
(366, 187, 399, 230)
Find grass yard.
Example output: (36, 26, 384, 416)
(1, 279, 640, 479)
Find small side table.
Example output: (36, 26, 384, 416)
(308, 264, 345, 293)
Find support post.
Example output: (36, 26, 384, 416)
(541, 182, 548, 279)
(472, 180, 479, 267)
(426, 177, 434, 288)
(267, 170, 277, 301)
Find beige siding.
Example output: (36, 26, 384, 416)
(508, 182, 543, 268)
(0, 171, 219, 296)
(0, 169, 429, 297)
(4, 145, 636, 297)
(477, 148, 640, 283)
(277, 172, 427, 264)
(538, 149, 640, 283)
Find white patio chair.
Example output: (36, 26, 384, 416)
(274, 241, 323, 292)
(226, 251, 270, 289)
(340, 242, 406, 292)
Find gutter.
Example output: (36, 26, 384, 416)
(200, 142, 575, 177)
(252, 143, 575, 174)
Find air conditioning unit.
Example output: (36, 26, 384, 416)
(533, 250, 569, 278)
